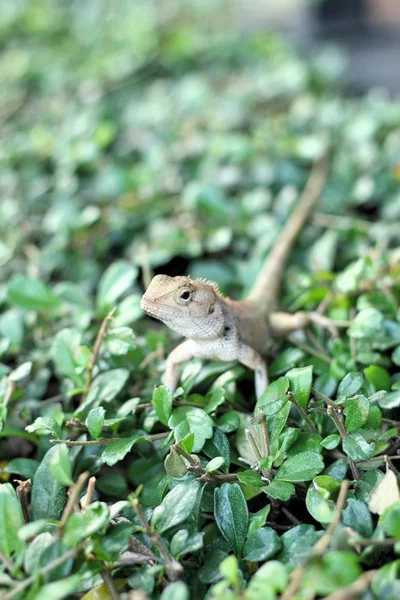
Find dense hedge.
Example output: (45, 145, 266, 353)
(1, 2, 400, 599)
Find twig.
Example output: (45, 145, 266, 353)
(82, 307, 117, 401)
(59, 471, 89, 531)
(322, 570, 377, 600)
(101, 569, 120, 600)
(355, 454, 400, 464)
(314, 480, 350, 555)
(82, 476, 96, 507)
(327, 406, 347, 438)
(288, 392, 318, 433)
(0, 550, 16, 574)
(2, 378, 16, 408)
(171, 444, 237, 482)
(305, 327, 327, 355)
(16, 479, 31, 524)
(282, 507, 301, 526)
(289, 338, 332, 363)
(259, 411, 270, 457)
(5, 542, 86, 598)
(50, 431, 170, 446)
(131, 498, 182, 581)
(139, 243, 153, 291)
(349, 537, 398, 547)
(245, 429, 262, 461)
(312, 388, 338, 408)
(281, 480, 349, 600)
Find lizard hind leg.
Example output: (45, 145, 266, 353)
(269, 311, 351, 338)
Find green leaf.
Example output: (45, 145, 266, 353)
(51, 329, 85, 385)
(9, 361, 32, 382)
(31, 574, 82, 600)
(248, 505, 271, 538)
(380, 501, 400, 538)
(378, 390, 400, 409)
(96, 260, 138, 310)
(50, 444, 73, 486)
(342, 433, 372, 460)
(152, 481, 201, 534)
(7, 276, 60, 311)
(105, 326, 135, 355)
(203, 427, 230, 469)
(237, 470, 264, 488)
(246, 561, 288, 597)
(257, 376, 289, 416)
(63, 502, 109, 546)
(1, 458, 39, 480)
(338, 372, 364, 397)
(268, 401, 291, 445)
(364, 365, 391, 392)
(85, 407, 105, 439)
(101, 434, 142, 466)
(168, 406, 213, 452)
(84, 368, 129, 408)
(31, 446, 67, 520)
(152, 385, 173, 426)
(263, 481, 295, 501)
(216, 411, 240, 433)
(342, 498, 373, 537)
(214, 482, 249, 556)
(26, 416, 63, 439)
(286, 366, 313, 407)
(164, 449, 187, 478)
(160, 582, 189, 600)
(348, 308, 384, 338)
(243, 527, 282, 562)
(306, 551, 362, 595)
(343, 395, 369, 432)
(275, 451, 324, 482)
(320, 434, 340, 449)
(206, 457, 225, 473)
(0, 483, 25, 558)
(306, 486, 335, 524)
(170, 529, 204, 560)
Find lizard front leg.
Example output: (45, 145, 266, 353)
(164, 340, 195, 393)
(238, 343, 268, 400)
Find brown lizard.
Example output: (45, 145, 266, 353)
(141, 157, 347, 399)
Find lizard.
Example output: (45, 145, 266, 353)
(141, 157, 347, 400)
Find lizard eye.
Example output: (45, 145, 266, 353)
(177, 288, 192, 303)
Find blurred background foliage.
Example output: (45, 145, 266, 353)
(1, 2, 400, 597)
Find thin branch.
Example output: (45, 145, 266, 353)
(131, 498, 182, 582)
(349, 537, 399, 548)
(101, 569, 120, 600)
(16, 479, 31, 524)
(322, 570, 377, 600)
(355, 454, 400, 464)
(289, 337, 332, 363)
(50, 431, 170, 446)
(5, 542, 86, 599)
(82, 307, 117, 401)
(171, 444, 237, 482)
(0, 550, 16, 574)
(82, 476, 96, 508)
(2, 378, 16, 408)
(245, 429, 262, 461)
(312, 388, 338, 408)
(281, 480, 349, 600)
(288, 392, 318, 433)
(59, 471, 89, 531)
(314, 480, 350, 555)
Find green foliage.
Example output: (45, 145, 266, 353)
(1, 1, 400, 597)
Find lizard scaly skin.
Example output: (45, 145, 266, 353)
(141, 157, 347, 399)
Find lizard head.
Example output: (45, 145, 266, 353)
(141, 274, 225, 339)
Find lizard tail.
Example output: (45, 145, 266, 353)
(247, 156, 330, 313)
